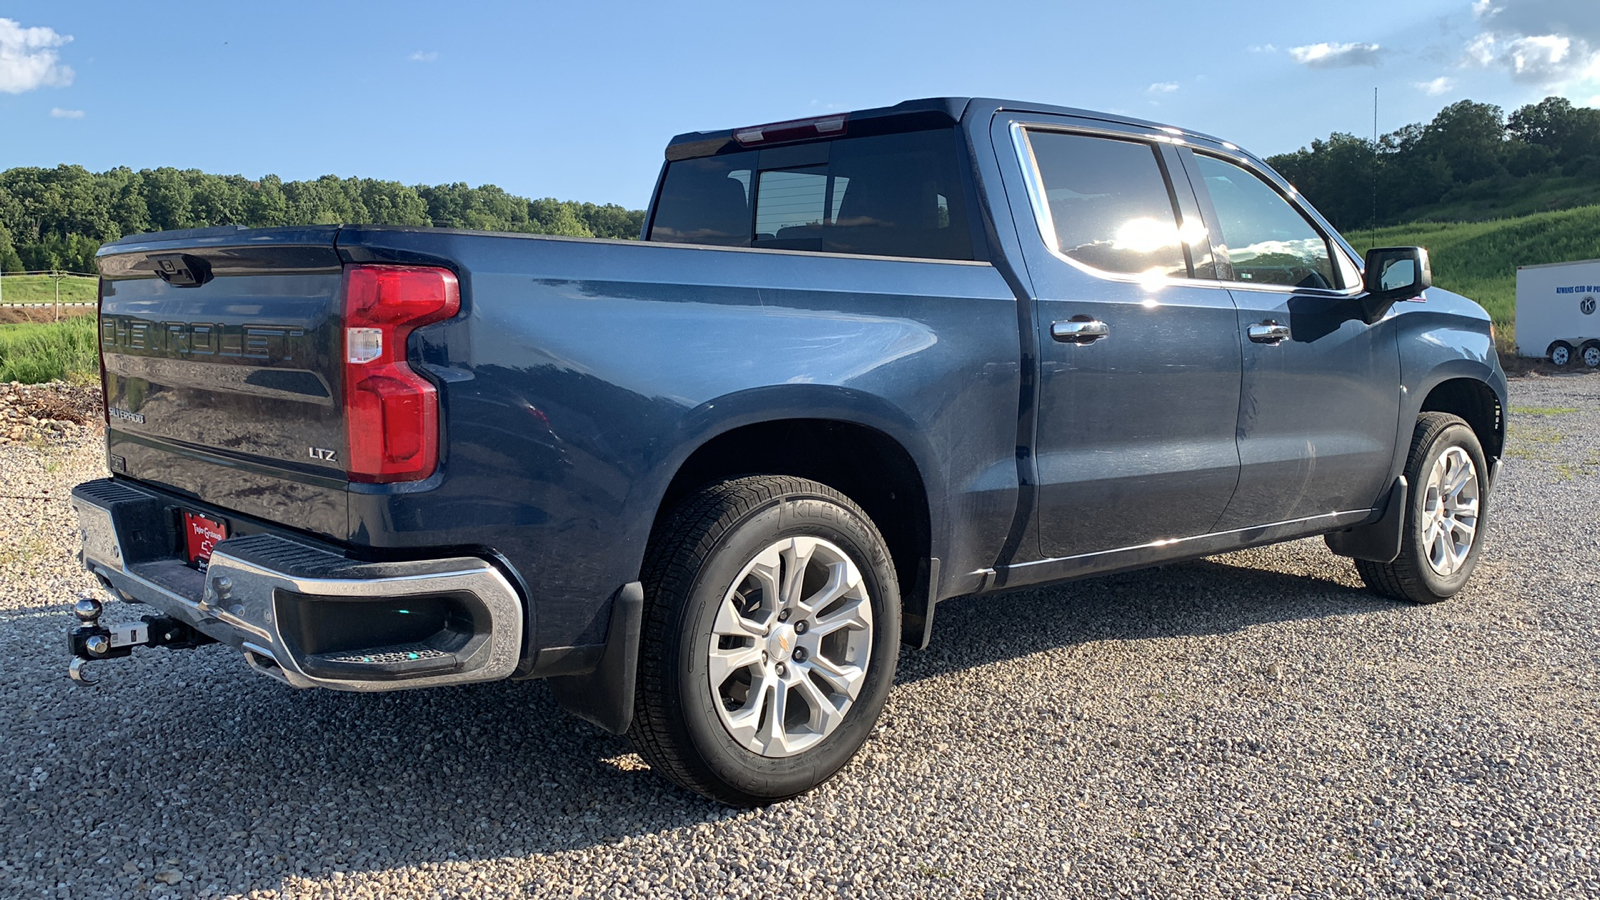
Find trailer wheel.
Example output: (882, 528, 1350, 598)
(1581, 341, 1600, 369)
(1547, 341, 1573, 366)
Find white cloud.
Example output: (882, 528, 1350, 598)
(1461, 0, 1600, 90)
(1416, 76, 1456, 95)
(1248, 44, 1277, 53)
(1147, 82, 1178, 94)
(0, 18, 74, 93)
(408, 50, 438, 63)
(1289, 42, 1384, 68)
(48, 107, 82, 118)
(1465, 31, 1599, 86)
(1465, 32, 1498, 66)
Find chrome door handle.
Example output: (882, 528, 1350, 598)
(1247, 321, 1291, 344)
(1051, 319, 1110, 344)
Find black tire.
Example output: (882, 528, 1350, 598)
(628, 475, 900, 806)
(1356, 413, 1490, 604)
(1548, 341, 1573, 366)
(1581, 341, 1600, 369)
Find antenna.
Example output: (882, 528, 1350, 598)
(1371, 87, 1379, 243)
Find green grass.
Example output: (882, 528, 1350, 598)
(0, 273, 98, 306)
(1409, 173, 1600, 224)
(1347, 204, 1600, 343)
(0, 316, 99, 383)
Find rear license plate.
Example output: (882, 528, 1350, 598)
(182, 511, 227, 569)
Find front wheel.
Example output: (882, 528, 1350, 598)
(1356, 413, 1490, 604)
(628, 476, 900, 806)
(1548, 341, 1573, 366)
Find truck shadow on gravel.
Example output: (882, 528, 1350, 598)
(9, 555, 1392, 893)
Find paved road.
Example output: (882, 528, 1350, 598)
(1, 374, 1596, 898)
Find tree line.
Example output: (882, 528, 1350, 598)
(1265, 95, 1600, 232)
(4, 94, 1595, 274)
(0, 166, 648, 273)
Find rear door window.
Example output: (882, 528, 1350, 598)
(649, 129, 974, 260)
(1023, 131, 1190, 279)
(1192, 154, 1340, 289)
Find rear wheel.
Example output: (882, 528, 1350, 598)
(628, 476, 900, 806)
(1581, 341, 1600, 369)
(1548, 341, 1573, 366)
(1356, 413, 1489, 604)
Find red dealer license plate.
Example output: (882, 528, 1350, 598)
(182, 511, 227, 569)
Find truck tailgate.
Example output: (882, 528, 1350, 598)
(96, 227, 350, 538)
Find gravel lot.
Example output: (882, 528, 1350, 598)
(2, 373, 1597, 899)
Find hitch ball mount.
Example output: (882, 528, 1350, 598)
(67, 595, 215, 684)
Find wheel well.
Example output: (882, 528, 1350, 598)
(651, 419, 931, 602)
(1420, 378, 1503, 459)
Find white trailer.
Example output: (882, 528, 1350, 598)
(1516, 258, 1600, 367)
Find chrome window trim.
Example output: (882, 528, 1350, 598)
(1008, 120, 1363, 299)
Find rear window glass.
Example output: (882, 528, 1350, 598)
(1025, 131, 1189, 279)
(648, 129, 974, 260)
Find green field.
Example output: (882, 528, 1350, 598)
(1348, 204, 1600, 346)
(0, 273, 98, 306)
(0, 316, 99, 383)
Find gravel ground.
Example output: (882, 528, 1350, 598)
(2, 373, 1597, 899)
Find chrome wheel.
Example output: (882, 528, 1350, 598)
(1583, 344, 1600, 368)
(708, 536, 874, 758)
(1421, 446, 1479, 577)
(1549, 343, 1572, 366)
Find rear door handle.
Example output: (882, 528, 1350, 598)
(1247, 321, 1291, 344)
(1051, 319, 1110, 344)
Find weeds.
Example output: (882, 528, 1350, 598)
(0, 317, 99, 383)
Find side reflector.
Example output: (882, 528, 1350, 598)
(342, 265, 460, 483)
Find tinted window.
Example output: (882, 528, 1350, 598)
(1025, 131, 1188, 278)
(754, 167, 827, 237)
(647, 152, 756, 246)
(649, 129, 973, 260)
(1194, 154, 1338, 289)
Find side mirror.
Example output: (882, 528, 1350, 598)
(1359, 246, 1432, 324)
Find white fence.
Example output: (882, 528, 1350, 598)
(0, 271, 97, 314)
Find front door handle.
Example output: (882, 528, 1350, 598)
(1051, 318, 1110, 344)
(1247, 321, 1291, 344)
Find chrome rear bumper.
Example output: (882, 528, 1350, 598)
(70, 478, 524, 691)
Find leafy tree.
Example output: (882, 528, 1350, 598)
(0, 161, 647, 266)
(0, 224, 23, 273)
(143, 168, 195, 231)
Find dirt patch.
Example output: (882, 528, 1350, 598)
(1502, 354, 1600, 378)
(0, 381, 102, 445)
(0, 306, 96, 325)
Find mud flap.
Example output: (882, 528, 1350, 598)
(1325, 477, 1408, 563)
(548, 582, 643, 735)
(899, 557, 941, 650)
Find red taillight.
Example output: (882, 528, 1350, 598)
(342, 265, 460, 483)
(733, 113, 848, 146)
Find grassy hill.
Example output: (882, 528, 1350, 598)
(0, 273, 98, 306)
(1348, 204, 1600, 349)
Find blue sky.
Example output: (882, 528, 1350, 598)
(4, 1, 1597, 208)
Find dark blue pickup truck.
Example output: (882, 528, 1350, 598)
(69, 97, 1506, 805)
